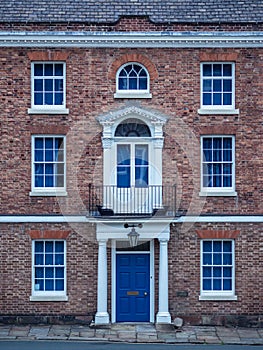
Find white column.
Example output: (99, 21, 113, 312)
(156, 238, 171, 323)
(95, 239, 110, 324)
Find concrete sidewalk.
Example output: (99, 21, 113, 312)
(0, 323, 262, 344)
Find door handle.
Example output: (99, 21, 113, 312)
(144, 292, 148, 296)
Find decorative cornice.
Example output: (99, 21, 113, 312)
(97, 105, 168, 126)
(0, 31, 263, 48)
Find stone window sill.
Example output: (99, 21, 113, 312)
(199, 295, 237, 301)
(198, 108, 239, 115)
(199, 191, 237, 197)
(30, 295, 68, 302)
(28, 108, 69, 115)
(30, 191, 68, 197)
(114, 92, 152, 99)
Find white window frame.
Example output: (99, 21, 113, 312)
(28, 61, 69, 114)
(30, 135, 67, 197)
(30, 240, 68, 301)
(198, 62, 239, 115)
(200, 135, 237, 197)
(200, 239, 237, 301)
(114, 62, 152, 99)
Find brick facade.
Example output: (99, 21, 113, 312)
(0, 14, 262, 326)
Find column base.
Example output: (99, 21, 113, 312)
(95, 312, 110, 325)
(156, 311, 171, 324)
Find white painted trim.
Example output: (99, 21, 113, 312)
(31, 239, 67, 301)
(198, 108, 239, 115)
(31, 134, 67, 194)
(0, 31, 263, 48)
(29, 191, 68, 197)
(30, 295, 68, 301)
(199, 295, 237, 301)
(199, 191, 237, 197)
(111, 239, 154, 323)
(114, 92, 152, 99)
(1, 214, 263, 223)
(28, 108, 69, 114)
(200, 135, 236, 194)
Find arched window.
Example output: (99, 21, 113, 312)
(115, 118, 151, 137)
(115, 63, 151, 98)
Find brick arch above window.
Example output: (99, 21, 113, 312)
(27, 230, 71, 239)
(196, 229, 240, 239)
(109, 53, 158, 80)
(27, 51, 69, 61)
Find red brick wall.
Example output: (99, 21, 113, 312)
(0, 222, 262, 325)
(0, 45, 262, 215)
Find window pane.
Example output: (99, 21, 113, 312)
(45, 254, 53, 265)
(223, 93, 232, 105)
(34, 79, 43, 91)
(213, 163, 221, 175)
(55, 280, 64, 291)
(223, 279, 231, 290)
(203, 241, 212, 252)
(203, 93, 211, 105)
(213, 267, 221, 277)
(34, 93, 43, 105)
(203, 64, 212, 76)
(213, 241, 222, 252)
(129, 77, 137, 90)
(223, 150, 232, 162)
(213, 253, 222, 265)
(213, 80, 222, 92)
(203, 267, 211, 277)
(223, 241, 232, 252)
(55, 241, 64, 253)
(203, 253, 212, 265)
(35, 279, 44, 291)
(34, 64, 43, 76)
(35, 267, 44, 278)
(135, 167, 148, 187)
(213, 150, 222, 161)
(55, 93, 63, 105)
(213, 138, 222, 149)
(35, 175, 44, 187)
(46, 267, 54, 278)
(213, 279, 221, 290)
(203, 279, 211, 290)
(35, 254, 43, 265)
(213, 64, 222, 76)
(45, 163, 53, 174)
(203, 79, 212, 92)
(44, 64, 53, 76)
(55, 267, 64, 278)
(55, 254, 64, 265)
(223, 176, 232, 187)
(55, 64, 63, 76)
(223, 64, 232, 76)
(45, 279, 54, 291)
(203, 149, 212, 162)
(139, 77, 147, 89)
(55, 79, 63, 92)
(117, 145, 130, 165)
(117, 166, 130, 188)
(223, 80, 232, 92)
(35, 241, 44, 252)
(44, 92, 53, 105)
(119, 77, 127, 90)
(45, 79, 53, 92)
(203, 138, 212, 149)
(223, 253, 232, 265)
(213, 93, 221, 105)
(223, 267, 232, 277)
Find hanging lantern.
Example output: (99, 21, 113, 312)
(127, 227, 140, 247)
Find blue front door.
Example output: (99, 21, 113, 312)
(116, 254, 150, 322)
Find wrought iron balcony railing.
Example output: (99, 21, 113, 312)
(88, 184, 176, 217)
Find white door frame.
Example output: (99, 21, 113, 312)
(111, 239, 155, 323)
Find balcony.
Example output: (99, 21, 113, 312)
(88, 184, 176, 218)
